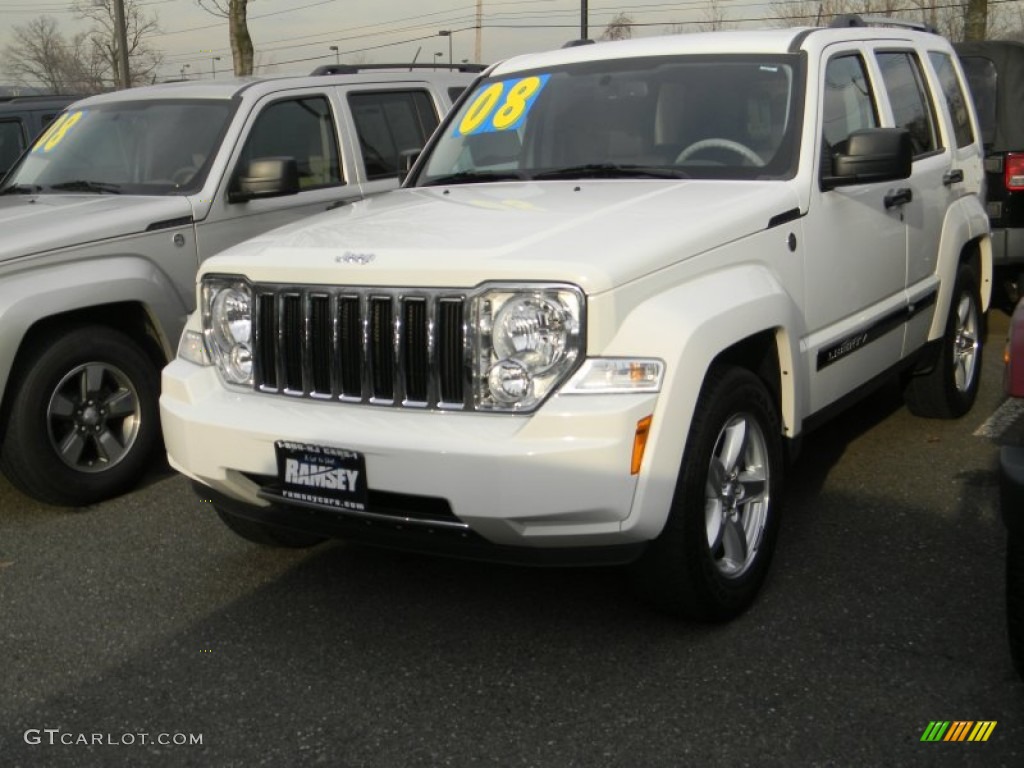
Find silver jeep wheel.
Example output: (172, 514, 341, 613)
(47, 362, 142, 472)
(704, 412, 770, 579)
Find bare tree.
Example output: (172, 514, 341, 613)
(700, 0, 728, 30)
(72, 0, 163, 87)
(600, 12, 634, 41)
(1, 17, 100, 93)
(196, 0, 254, 76)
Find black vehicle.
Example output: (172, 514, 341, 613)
(0, 94, 79, 178)
(955, 41, 1024, 301)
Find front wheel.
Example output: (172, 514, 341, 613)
(630, 366, 783, 622)
(0, 326, 161, 506)
(904, 262, 982, 418)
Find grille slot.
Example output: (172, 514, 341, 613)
(254, 285, 467, 409)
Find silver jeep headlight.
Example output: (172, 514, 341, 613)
(471, 284, 583, 411)
(201, 276, 253, 386)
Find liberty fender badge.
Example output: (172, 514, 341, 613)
(336, 251, 375, 265)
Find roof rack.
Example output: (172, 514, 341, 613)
(310, 62, 486, 76)
(829, 14, 939, 35)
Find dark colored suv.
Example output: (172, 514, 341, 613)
(955, 41, 1024, 301)
(0, 94, 79, 178)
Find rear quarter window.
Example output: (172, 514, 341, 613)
(957, 56, 998, 145)
(929, 52, 975, 148)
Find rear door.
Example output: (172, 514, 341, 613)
(343, 86, 446, 197)
(868, 45, 955, 356)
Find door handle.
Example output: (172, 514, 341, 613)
(943, 169, 964, 185)
(884, 188, 913, 209)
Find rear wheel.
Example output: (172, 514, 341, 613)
(215, 505, 326, 548)
(0, 326, 160, 506)
(904, 262, 982, 418)
(631, 366, 783, 621)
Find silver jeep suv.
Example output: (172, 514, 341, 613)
(0, 69, 474, 505)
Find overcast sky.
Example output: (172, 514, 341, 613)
(0, 0, 792, 84)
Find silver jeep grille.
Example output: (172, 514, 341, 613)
(253, 285, 468, 408)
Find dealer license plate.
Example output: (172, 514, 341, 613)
(274, 441, 368, 512)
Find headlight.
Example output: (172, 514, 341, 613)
(201, 276, 253, 386)
(471, 284, 583, 411)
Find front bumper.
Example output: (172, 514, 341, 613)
(160, 359, 663, 552)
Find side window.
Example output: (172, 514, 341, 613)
(822, 54, 878, 149)
(348, 90, 440, 180)
(238, 96, 343, 190)
(957, 56, 997, 146)
(876, 51, 940, 156)
(0, 119, 26, 175)
(928, 52, 974, 148)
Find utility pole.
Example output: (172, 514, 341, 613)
(475, 0, 482, 63)
(113, 0, 131, 88)
(581, 0, 588, 40)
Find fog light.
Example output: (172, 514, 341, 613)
(487, 359, 533, 404)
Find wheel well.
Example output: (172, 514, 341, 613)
(1, 303, 168, 439)
(711, 331, 782, 408)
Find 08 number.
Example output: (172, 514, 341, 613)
(458, 76, 544, 135)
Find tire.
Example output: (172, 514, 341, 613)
(215, 505, 326, 548)
(0, 326, 161, 506)
(630, 366, 783, 622)
(904, 263, 983, 418)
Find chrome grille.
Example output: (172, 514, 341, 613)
(253, 285, 468, 408)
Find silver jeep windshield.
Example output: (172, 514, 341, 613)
(2, 99, 235, 196)
(418, 54, 803, 185)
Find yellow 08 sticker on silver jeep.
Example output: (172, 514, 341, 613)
(33, 110, 87, 153)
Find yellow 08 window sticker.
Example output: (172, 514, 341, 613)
(33, 110, 87, 154)
(454, 75, 550, 137)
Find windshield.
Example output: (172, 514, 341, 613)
(2, 99, 236, 196)
(417, 54, 803, 185)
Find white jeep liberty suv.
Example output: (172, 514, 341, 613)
(161, 18, 991, 621)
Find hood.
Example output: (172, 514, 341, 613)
(0, 194, 194, 263)
(206, 181, 801, 293)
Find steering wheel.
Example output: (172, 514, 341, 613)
(675, 138, 763, 166)
(171, 166, 199, 186)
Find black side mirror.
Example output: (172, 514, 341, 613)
(229, 157, 300, 203)
(821, 128, 913, 190)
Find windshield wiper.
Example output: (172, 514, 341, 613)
(0, 183, 43, 195)
(47, 180, 123, 194)
(422, 170, 528, 186)
(533, 163, 689, 180)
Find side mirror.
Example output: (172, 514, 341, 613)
(821, 128, 912, 190)
(228, 157, 300, 202)
(397, 148, 421, 185)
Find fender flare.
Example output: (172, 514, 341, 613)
(929, 195, 992, 340)
(598, 265, 802, 540)
(0, 256, 189, 400)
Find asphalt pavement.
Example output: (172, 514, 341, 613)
(0, 311, 1022, 767)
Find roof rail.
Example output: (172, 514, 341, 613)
(561, 39, 595, 48)
(829, 14, 939, 35)
(310, 62, 486, 76)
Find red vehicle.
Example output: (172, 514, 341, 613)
(1003, 298, 1024, 677)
